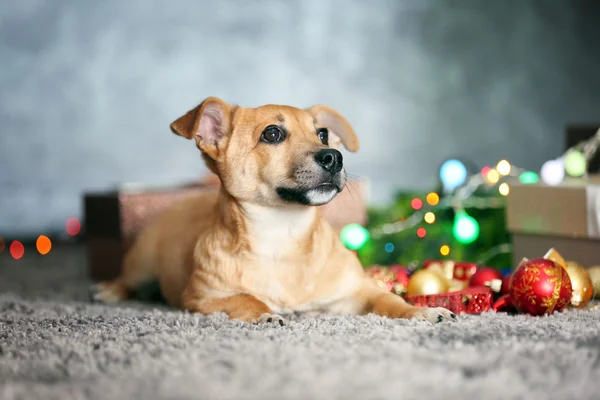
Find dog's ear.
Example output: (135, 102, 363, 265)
(170, 97, 232, 160)
(306, 105, 359, 152)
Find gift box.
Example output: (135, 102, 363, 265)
(84, 175, 369, 280)
(505, 175, 600, 268)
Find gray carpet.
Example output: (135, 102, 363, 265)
(1, 244, 600, 400)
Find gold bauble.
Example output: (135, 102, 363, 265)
(406, 269, 448, 296)
(565, 261, 594, 308)
(543, 248, 567, 270)
(587, 266, 600, 299)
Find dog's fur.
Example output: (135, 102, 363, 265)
(92, 97, 456, 325)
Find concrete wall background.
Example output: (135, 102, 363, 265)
(1, 0, 599, 236)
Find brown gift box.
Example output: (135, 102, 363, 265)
(84, 175, 369, 281)
(506, 176, 600, 268)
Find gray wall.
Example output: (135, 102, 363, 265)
(1, 0, 599, 237)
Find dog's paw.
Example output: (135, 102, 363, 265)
(408, 307, 457, 324)
(89, 282, 126, 304)
(252, 313, 287, 327)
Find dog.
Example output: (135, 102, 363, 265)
(91, 97, 457, 325)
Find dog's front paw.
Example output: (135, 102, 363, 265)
(406, 307, 457, 324)
(252, 313, 287, 327)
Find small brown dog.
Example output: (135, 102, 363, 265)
(91, 97, 456, 325)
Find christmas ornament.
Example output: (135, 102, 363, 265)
(468, 267, 503, 288)
(543, 247, 567, 270)
(509, 258, 572, 316)
(365, 265, 409, 295)
(452, 262, 478, 281)
(406, 269, 448, 296)
(588, 266, 600, 299)
(492, 294, 516, 313)
(406, 287, 493, 315)
(564, 261, 594, 308)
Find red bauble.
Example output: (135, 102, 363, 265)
(509, 258, 572, 316)
(468, 267, 503, 288)
(501, 274, 512, 295)
(389, 265, 410, 287)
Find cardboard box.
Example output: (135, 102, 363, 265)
(84, 176, 369, 281)
(506, 176, 600, 268)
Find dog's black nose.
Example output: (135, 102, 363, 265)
(314, 148, 343, 173)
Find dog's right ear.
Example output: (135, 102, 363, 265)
(170, 97, 232, 160)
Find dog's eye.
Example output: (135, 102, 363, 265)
(261, 125, 285, 144)
(317, 128, 329, 145)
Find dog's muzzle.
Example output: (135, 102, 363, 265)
(276, 148, 346, 206)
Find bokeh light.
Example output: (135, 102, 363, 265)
(416, 227, 427, 238)
(564, 150, 586, 177)
(66, 218, 81, 236)
(452, 212, 480, 244)
(519, 171, 539, 184)
(440, 245, 450, 256)
(496, 160, 511, 176)
(384, 243, 394, 253)
(540, 159, 565, 186)
(411, 198, 423, 210)
(340, 224, 369, 250)
(36, 235, 52, 255)
(480, 166, 491, 178)
(426, 192, 439, 206)
(424, 212, 436, 224)
(486, 169, 500, 184)
(10, 241, 25, 260)
(498, 182, 510, 196)
(440, 159, 467, 191)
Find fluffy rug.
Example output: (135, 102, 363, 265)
(1, 244, 600, 400)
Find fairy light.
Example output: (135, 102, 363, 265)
(411, 198, 423, 210)
(66, 218, 81, 236)
(426, 192, 439, 206)
(564, 150, 586, 177)
(10, 241, 24, 260)
(369, 130, 600, 240)
(496, 160, 511, 176)
(486, 169, 500, 184)
(440, 245, 450, 256)
(36, 235, 52, 255)
(384, 243, 394, 253)
(416, 227, 427, 238)
(424, 212, 436, 224)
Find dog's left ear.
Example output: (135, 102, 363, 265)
(170, 97, 232, 160)
(306, 105, 359, 152)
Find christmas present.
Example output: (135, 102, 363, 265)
(505, 175, 600, 268)
(84, 175, 369, 280)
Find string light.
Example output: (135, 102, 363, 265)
(416, 227, 427, 238)
(498, 182, 510, 196)
(540, 159, 565, 185)
(424, 212, 436, 224)
(486, 169, 500, 184)
(519, 171, 539, 184)
(10, 241, 24, 260)
(564, 150, 586, 177)
(426, 192, 439, 206)
(36, 235, 52, 255)
(341, 224, 369, 250)
(440, 159, 467, 192)
(452, 211, 480, 244)
(384, 243, 394, 253)
(496, 160, 511, 176)
(66, 218, 81, 236)
(481, 166, 491, 178)
(440, 245, 450, 256)
(411, 198, 423, 210)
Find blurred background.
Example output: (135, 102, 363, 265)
(1, 0, 600, 238)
